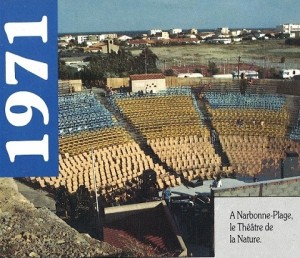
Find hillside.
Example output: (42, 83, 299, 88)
(0, 178, 120, 258)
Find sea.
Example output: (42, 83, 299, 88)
(58, 28, 275, 37)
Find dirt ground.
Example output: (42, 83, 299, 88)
(131, 40, 300, 70)
(0, 178, 120, 258)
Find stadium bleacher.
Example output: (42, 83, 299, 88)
(59, 92, 116, 136)
(204, 91, 300, 177)
(27, 84, 300, 205)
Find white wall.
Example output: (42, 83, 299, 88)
(131, 79, 166, 93)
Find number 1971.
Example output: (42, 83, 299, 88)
(4, 16, 49, 162)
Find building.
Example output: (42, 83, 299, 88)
(189, 28, 198, 35)
(82, 40, 120, 54)
(86, 40, 99, 46)
(98, 33, 118, 41)
(149, 29, 162, 36)
(130, 73, 166, 93)
(217, 27, 230, 35)
(76, 35, 88, 44)
(155, 31, 170, 40)
(127, 39, 155, 47)
(277, 23, 300, 38)
(170, 28, 182, 35)
(64, 60, 89, 71)
(58, 35, 75, 43)
(185, 34, 197, 39)
(230, 30, 242, 37)
(118, 35, 132, 41)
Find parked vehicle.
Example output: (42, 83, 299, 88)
(279, 69, 300, 79)
(232, 70, 259, 79)
(178, 73, 203, 78)
(212, 74, 233, 79)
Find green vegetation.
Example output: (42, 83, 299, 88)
(59, 47, 160, 87)
(59, 60, 81, 80)
(208, 61, 219, 75)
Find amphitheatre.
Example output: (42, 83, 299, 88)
(2, 40, 300, 255)
(25, 76, 300, 255)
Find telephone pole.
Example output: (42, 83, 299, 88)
(237, 56, 241, 79)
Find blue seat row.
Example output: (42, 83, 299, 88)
(59, 92, 116, 136)
(204, 92, 286, 110)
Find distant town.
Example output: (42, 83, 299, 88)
(58, 23, 300, 86)
(59, 23, 300, 51)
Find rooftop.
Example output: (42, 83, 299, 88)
(130, 73, 165, 80)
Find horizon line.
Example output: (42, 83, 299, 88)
(58, 26, 277, 35)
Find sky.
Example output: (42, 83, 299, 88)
(58, 0, 300, 33)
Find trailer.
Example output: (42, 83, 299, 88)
(279, 69, 300, 79)
(178, 73, 203, 78)
(232, 70, 259, 79)
(212, 74, 233, 79)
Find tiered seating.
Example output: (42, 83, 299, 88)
(39, 139, 179, 195)
(219, 135, 300, 176)
(204, 92, 298, 177)
(59, 127, 131, 156)
(205, 93, 289, 138)
(207, 107, 289, 137)
(114, 94, 209, 139)
(35, 126, 179, 200)
(148, 135, 227, 181)
(109, 90, 226, 182)
(204, 92, 286, 110)
(59, 92, 116, 136)
(290, 110, 300, 140)
(27, 91, 183, 205)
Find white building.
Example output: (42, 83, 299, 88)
(76, 35, 88, 44)
(277, 23, 300, 38)
(118, 35, 132, 41)
(59, 35, 75, 42)
(130, 74, 166, 93)
(217, 27, 230, 35)
(230, 30, 242, 37)
(190, 28, 198, 35)
(86, 40, 99, 46)
(149, 29, 162, 36)
(154, 31, 170, 40)
(98, 33, 118, 41)
(185, 34, 197, 39)
(170, 28, 182, 35)
(64, 60, 89, 71)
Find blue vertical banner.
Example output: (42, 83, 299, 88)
(0, 0, 58, 177)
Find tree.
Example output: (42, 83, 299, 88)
(208, 61, 219, 75)
(80, 48, 141, 87)
(134, 47, 160, 74)
(59, 60, 80, 80)
(239, 79, 247, 95)
(164, 69, 175, 76)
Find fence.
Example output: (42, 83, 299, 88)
(59, 80, 82, 94)
(105, 77, 300, 95)
(107, 77, 130, 89)
(277, 80, 300, 96)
